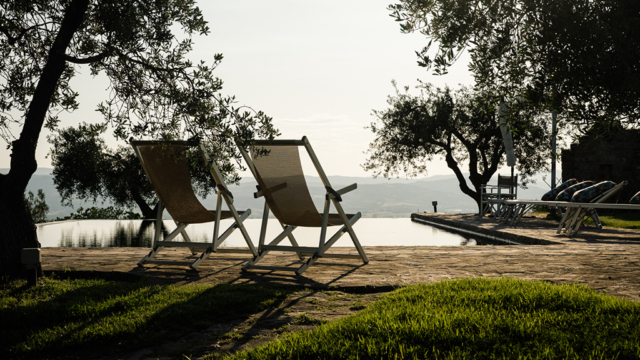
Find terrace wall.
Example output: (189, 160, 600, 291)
(562, 129, 640, 202)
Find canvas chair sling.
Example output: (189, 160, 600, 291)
(236, 136, 368, 275)
(131, 140, 257, 270)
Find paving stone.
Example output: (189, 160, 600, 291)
(41, 213, 640, 302)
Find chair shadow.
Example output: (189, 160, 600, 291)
(226, 261, 368, 289)
(471, 214, 640, 243)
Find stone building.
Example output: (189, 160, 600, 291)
(562, 129, 640, 202)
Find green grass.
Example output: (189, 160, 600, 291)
(292, 313, 327, 326)
(225, 278, 640, 360)
(534, 211, 640, 230)
(5, 276, 640, 360)
(0, 275, 292, 360)
(584, 212, 640, 229)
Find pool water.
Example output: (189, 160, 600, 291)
(36, 218, 503, 248)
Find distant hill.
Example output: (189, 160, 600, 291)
(8, 168, 555, 220)
(1, 168, 117, 219)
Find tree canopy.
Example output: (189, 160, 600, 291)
(26, 189, 49, 223)
(48, 123, 159, 218)
(1, 0, 277, 169)
(364, 82, 550, 210)
(48, 123, 224, 219)
(0, 0, 278, 276)
(389, 0, 640, 127)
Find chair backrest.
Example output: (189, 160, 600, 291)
(498, 174, 517, 187)
(132, 141, 216, 224)
(497, 174, 517, 197)
(250, 145, 322, 227)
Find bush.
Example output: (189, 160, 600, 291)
(55, 206, 142, 220)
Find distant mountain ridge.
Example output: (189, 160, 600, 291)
(11, 168, 554, 219)
(1, 168, 53, 176)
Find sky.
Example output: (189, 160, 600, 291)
(1, 0, 477, 178)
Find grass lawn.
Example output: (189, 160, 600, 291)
(584, 212, 640, 229)
(533, 211, 640, 230)
(224, 278, 640, 360)
(3, 276, 639, 359)
(0, 274, 293, 360)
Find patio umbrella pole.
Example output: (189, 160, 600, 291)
(551, 110, 557, 215)
(551, 110, 557, 189)
(511, 166, 514, 195)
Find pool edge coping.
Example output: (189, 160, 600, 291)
(411, 213, 559, 245)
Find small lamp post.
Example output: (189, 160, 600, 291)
(432, 201, 438, 213)
(21, 248, 41, 287)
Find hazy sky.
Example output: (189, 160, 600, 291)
(1, 0, 476, 178)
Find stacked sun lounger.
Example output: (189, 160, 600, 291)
(496, 179, 608, 226)
(495, 179, 640, 236)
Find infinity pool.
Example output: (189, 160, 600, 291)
(36, 218, 503, 248)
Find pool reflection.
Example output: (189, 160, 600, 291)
(50, 220, 160, 248)
(37, 218, 504, 248)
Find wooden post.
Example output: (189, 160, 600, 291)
(21, 248, 41, 287)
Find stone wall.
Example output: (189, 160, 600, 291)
(562, 129, 640, 202)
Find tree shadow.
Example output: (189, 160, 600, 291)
(1, 276, 294, 360)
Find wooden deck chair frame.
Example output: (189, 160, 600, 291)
(235, 136, 368, 275)
(131, 140, 257, 270)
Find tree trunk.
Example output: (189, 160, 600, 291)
(443, 150, 503, 214)
(0, 190, 39, 277)
(130, 190, 157, 219)
(0, 0, 89, 277)
(443, 151, 482, 211)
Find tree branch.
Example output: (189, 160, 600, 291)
(444, 150, 478, 204)
(0, 21, 52, 45)
(115, 49, 183, 73)
(64, 51, 111, 64)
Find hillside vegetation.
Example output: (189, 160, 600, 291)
(8, 169, 550, 219)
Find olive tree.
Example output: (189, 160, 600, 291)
(0, 0, 277, 276)
(364, 83, 550, 211)
(389, 0, 640, 127)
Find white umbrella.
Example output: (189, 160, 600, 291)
(498, 102, 516, 167)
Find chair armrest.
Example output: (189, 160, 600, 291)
(254, 182, 288, 198)
(482, 184, 499, 193)
(217, 184, 234, 199)
(326, 183, 357, 201)
(481, 185, 498, 198)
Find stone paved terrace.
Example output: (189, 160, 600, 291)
(41, 213, 640, 301)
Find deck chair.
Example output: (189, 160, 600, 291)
(130, 140, 257, 270)
(480, 174, 518, 217)
(235, 136, 369, 275)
